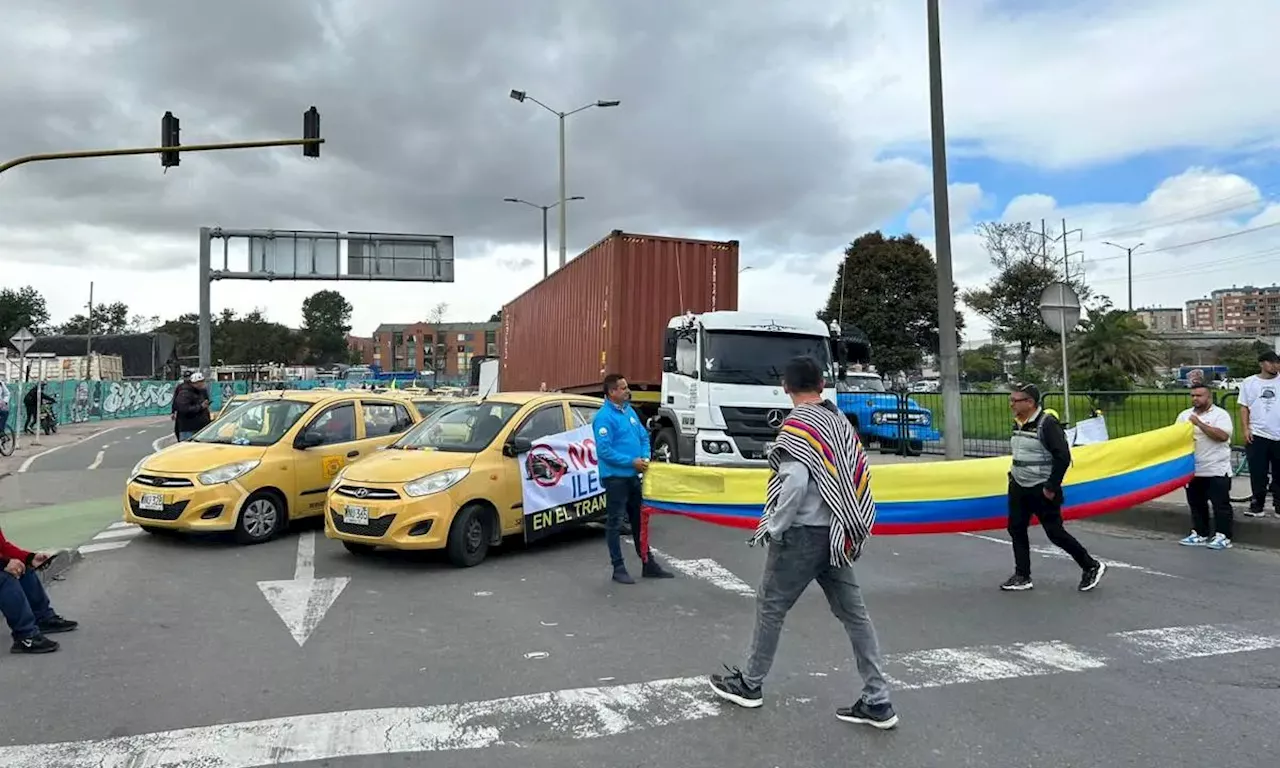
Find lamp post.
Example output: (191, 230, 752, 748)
(1103, 241, 1144, 310)
(503, 196, 586, 278)
(508, 90, 619, 269)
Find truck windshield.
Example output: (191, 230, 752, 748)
(838, 375, 886, 393)
(701, 331, 833, 386)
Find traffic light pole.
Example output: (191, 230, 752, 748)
(0, 137, 324, 177)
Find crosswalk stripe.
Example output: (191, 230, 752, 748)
(78, 541, 131, 555)
(107, 521, 136, 531)
(93, 527, 143, 541)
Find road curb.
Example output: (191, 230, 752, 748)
(37, 548, 83, 585)
(1102, 502, 1280, 549)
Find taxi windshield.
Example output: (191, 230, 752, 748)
(195, 399, 314, 446)
(392, 401, 522, 452)
(413, 400, 449, 419)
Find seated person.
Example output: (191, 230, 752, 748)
(1, 528, 78, 654)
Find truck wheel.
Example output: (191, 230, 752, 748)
(653, 428, 678, 463)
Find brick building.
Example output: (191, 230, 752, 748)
(1134, 307, 1184, 332)
(346, 335, 375, 364)
(366, 321, 500, 377)
(1184, 285, 1280, 335)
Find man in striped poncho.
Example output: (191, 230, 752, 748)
(709, 356, 897, 730)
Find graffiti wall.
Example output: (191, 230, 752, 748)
(1, 379, 250, 429)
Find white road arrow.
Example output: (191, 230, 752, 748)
(257, 531, 349, 647)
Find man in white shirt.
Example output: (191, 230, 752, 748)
(0, 376, 10, 435)
(1175, 383, 1235, 549)
(1239, 350, 1280, 518)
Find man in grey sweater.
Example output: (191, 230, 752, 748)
(708, 356, 897, 730)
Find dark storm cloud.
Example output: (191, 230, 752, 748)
(0, 0, 930, 268)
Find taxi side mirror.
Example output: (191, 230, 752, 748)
(503, 435, 532, 458)
(294, 431, 324, 450)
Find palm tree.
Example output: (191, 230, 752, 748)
(1070, 309, 1160, 393)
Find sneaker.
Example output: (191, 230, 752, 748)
(642, 558, 675, 579)
(1079, 560, 1107, 592)
(1243, 507, 1265, 518)
(37, 615, 78, 634)
(708, 665, 762, 709)
(611, 567, 635, 585)
(836, 699, 899, 730)
(1000, 574, 1033, 591)
(1178, 532, 1209, 546)
(11, 634, 59, 654)
(1206, 533, 1233, 551)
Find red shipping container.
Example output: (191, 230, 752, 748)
(500, 230, 739, 395)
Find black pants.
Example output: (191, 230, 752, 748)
(1245, 436, 1280, 512)
(603, 476, 646, 568)
(22, 406, 36, 432)
(1185, 475, 1233, 539)
(1007, 480, 1095, 577)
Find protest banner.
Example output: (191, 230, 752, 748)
(519, 425, 608, 542)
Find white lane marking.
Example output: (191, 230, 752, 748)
(136, 429, 148, 435)
(92, 527, 143, 541)
(87, 450, 105, 470)
(150, 433, 175, 454)
(884, 620, 1280, 691)
(959, 532, 1180, 578)
(17, 425, 122, 473)
(257, 531, 349, 647)
(107, 521, 135, 531)
(78, 540, 130, 555)
(0, 675, 721, 767)
(625, 538, 756, 597)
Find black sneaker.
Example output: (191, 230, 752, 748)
(642, 558, 675, 579)
(37, 615, 78, 634)
(709, 665, 762, 708)
(11, 635, 59, 654)
(1079, 560, 1107, 592)
(612, 567, 635, 585)
(836, 699, 899, 730)
(1000, 574, 1033, 591)
(1243, 507, 1265, 518)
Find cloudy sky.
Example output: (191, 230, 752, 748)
(1, 0, 1278, 342)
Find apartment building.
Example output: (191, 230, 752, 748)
(345, 335, 375, 363)
(1134, 307, 1184, 332)
(365, 321, 501, 376)
(1184, 286, 1280, 335)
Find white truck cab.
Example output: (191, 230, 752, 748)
(650, 310, 837, 467)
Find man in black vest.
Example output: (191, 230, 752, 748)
(1003, 383, 1105, 593)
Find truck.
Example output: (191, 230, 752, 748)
(827, 324, 940, 453)
(500, 230, 839, 468)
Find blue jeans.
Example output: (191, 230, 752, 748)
(603, 476, 646, 568)
(178, 431, 196, 441)
(0, 568, 55, 640)
(0, 406, 9, 430)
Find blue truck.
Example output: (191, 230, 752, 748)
(828, 325, 939, 453)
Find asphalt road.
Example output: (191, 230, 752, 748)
(0, 492, 1278, 767)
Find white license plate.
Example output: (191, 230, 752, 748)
(139, 493, 165, 511)
(343, 505, 370, 525)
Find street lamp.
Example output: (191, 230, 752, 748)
(1103, 241, 1144, 311)
(503, 196, 586, 278)
(509, 89, 620, 269)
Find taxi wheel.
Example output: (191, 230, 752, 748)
(235, 491, 285, 545)
(446, 504, 492, 568)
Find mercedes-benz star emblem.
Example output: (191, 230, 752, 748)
(354, 487, 369, 498)
(765, 409, 786, 429)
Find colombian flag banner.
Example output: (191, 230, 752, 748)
(641, 422, 1194, 538)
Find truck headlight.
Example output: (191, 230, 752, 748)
(403, 468, 469, 498)
(198, 460, 260, 486)
(701, 440, 732, 455)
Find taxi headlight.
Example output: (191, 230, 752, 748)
(403, 468, 469, 498)
(198, 460, 260, 486)
(130, 457, 148, 480)
(329, 467, 347, 491)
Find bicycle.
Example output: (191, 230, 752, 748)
(1229, 445, 1253, 504)
(0, 424, 13, 457)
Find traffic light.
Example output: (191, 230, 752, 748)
(160, 111, 180, 168)
(303, 106, 320, 158)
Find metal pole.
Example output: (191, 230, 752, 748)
(85, 281, 94, 380)
(1127, 247, 1133, 311)
(198, 227, 213, 375)
(926, 0, 964, 461)
(13, 352, 23, 451)
(1060, 218, 1072, 425)
(0, 137, 324, 177)
(542, 205, 549, 279)
(558, 113, 568, 269)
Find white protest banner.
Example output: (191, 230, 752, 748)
(519, 424, 608, 542)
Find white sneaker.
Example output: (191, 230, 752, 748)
(1207, 533, 1233, 550)
(1178, 531, 1208, 546)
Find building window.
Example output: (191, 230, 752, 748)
(457, 333, 466, 342)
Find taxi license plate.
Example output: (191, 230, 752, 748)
(139, 493, 165, 511)
(343, 505, 370, 526)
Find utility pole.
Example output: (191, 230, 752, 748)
(1054, 219, 1084, 424)
(1103, 241, 1144, 311)
(926, 0, 964, 460)
(85, 282, 94, 381)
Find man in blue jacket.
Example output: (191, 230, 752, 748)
(594, 373, 675, 584)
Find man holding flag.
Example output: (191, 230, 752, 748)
(708, 356, 897, 730)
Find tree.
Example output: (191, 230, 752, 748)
(58, 301, 131, 335)
(961, 221, 1097, 375)
(220, 309, 303, 365)
(488, 310, 502, 323)
(0, 286, 51, 337)
(819, 232, 963, 375)
(128, 314, 162, 333)
(1070, 304, 1160, 396)
(961, 343, 1005, 383)
(425, 302, 449, 378)
(301, 290, 354, 365)
(1217, 341, 1271, 379)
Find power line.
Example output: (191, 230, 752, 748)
(1088, 246, 1280, 286)
(1084, 180, 1280, 241)
(1084, 219, 1280, 266)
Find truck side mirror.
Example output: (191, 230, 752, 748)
(662, 356, 676, 374)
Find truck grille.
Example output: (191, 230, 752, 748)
(329, 510, 396, 537)
(719, 406, 789, 460)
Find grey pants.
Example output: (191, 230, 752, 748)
(743, 525, 891, 705)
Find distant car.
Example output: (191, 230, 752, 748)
(836, 372, 940, 453)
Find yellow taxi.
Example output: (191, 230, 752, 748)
(124, 389, 422, 544)
(385, 390, 455, 421)
(324, 392, 604, 567)
(213, 388, 283, 420)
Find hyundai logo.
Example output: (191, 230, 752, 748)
(765, 409, 787, 429)
(354, 487, 369, 498)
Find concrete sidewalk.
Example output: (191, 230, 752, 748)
(0, 415, 171, 477)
